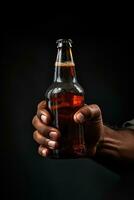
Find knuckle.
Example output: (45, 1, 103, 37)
(90, 104, 100, 111)
(33, 131, 46, 144)
(37, 101, 42, 109)
(90, 104, 101, 117)
(32, 115, 38, 126)
(94, 104, 101, 113)
(38, 145, 43, 155)
(32, 116, 35, 125)
(37, 100, 46, 110)
(33, 116, 45, 132)
(33, 130, 38, 141)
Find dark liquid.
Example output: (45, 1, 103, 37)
(46, 92, 87, 158)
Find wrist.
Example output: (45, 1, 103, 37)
(96, 125, 134, 160)
(95, 125, 134, 174)
(96, 125, 119, 157)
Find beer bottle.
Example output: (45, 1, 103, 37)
(45, 39, 87, 158)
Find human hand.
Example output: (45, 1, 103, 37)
(32, 101, 104, 157)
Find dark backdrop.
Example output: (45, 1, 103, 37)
(1, 8, 134, 200)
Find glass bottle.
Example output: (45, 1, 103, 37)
(45, 39, 87, 158)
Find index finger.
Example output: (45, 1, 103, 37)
(37, 100, 51, 125)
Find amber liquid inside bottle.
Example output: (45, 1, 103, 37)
(45, 39, 87, 158)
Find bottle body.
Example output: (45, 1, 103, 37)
(45, 82, 87, 158)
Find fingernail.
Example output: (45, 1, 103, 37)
(48, 140, 57, 149)
(76, 113, 85, 123)
(41, 115, 47, 124)
(41, 148, 47, 157)
(49, 132, 58, 140)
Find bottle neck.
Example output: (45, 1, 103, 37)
(54, 46, 77, 83)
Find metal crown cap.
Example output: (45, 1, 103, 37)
(56, 39, 73, 48)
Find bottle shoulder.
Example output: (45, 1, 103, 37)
(45, 82, 84, 98)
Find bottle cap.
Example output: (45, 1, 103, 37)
(56, 39, 72, 48)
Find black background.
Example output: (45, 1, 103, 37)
(1, 5, 134, 200)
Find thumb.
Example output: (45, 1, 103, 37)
(74, 104, 102, 124)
